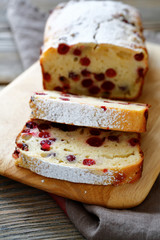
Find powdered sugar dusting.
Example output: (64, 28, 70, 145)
(30, 91, 147, 132)
(44, 1, 144, 51)
(19, 154, 120, 185)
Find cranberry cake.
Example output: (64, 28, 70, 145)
(40, 1, 148, 100)
(30, 91, 149, 133)
(13, 119, 143, 186)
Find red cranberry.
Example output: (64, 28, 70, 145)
(22, 129, 30, 133)
(137, 68, 144, 77)
(40, 140, 52, 146)
(39, 131, 50, 138)
(105, 68, 117, 78)
(41, 143, 50, 151)
(94, 73, 105, 81)
(73, 48, 81, 56)
(101, 106, 107, 111)
(43, 72, 51, 82)
(108, 135, 119, 142)
(12, 149, 20, 159)
(17, 143, 28, 151)
(23, 132, 36, 137)
(83, 159, 96, 166)
(89, 86, 100, 94)
(66, 155, 76, 161)
(101, 81, 115, 91)
(103, 169, 108, 173)
(49, 138, 57, 142)
(26, 121, 37, 129)
(35, 92, 47, 95)
(144, 109, 148, 120)
(89, 129, 101, 136)
(68, 72, 79, 81)
(59, 97, 70, 101)
(129, 138, 139, 146)
(81, 69, 91, 77)
(54, 86, 63, 91)
(57, 43, 70, 54)
(38, 123, 51, 131)
(134, 52, 144, 61)
(86, 137, 105, 147)
(82, 79, 93, 88)
(80, 57, 90, 66)
(59, 76, 67, 82)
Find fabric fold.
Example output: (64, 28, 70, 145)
(65, 176, 160, 240)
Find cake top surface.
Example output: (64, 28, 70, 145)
(44, 1, 145, 51)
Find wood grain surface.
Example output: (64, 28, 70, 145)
(0, 175, 84, 240)
(0, 42, 160, 209)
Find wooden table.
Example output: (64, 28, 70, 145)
(0, 0, 160, 239)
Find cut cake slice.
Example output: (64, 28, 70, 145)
(13, 119, 143, 186)
(30, 91, 149, 133)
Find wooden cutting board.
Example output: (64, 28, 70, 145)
(0, 42, 160, 209)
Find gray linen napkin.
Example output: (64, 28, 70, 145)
(7, 0, 48, 69)
(66, 175, 160, 240)
(7, 1, 160, 239)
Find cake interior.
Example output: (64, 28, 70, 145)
(15, 120, 142, 171)
(41, 44, 147, 99)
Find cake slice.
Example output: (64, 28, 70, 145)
(30, 91, 149, 133)
(40, 1, 148, 100)
(13, 119, 143, 186)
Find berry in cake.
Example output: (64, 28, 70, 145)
(14, 119, 143, 186)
